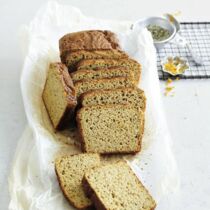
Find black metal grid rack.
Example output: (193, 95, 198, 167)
(157, 22, 210, 80)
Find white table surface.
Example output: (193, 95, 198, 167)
(0, 0, 210, 209)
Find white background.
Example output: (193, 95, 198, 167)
(0, 0, 210, 209)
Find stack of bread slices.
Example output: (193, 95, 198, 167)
(43, 30, 156, 209)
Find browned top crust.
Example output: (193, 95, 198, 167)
(50, 62, 77, 106)
(59, 30, 121, 63)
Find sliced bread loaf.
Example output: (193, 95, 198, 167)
(55, 153, 100, 209)
(42, 63, 77, 130)
(80, 87, 146, 112)
(82, 161, 156, 210)
(66, 49, 128, 71)
(76, 58, 141, 83)
(74, 77, 135, 98)
(71, 67, 134, 82)
(76, 105, 144, 154)
(59, 30, 121, 64)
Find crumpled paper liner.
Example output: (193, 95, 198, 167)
(9, 2, 179, 210)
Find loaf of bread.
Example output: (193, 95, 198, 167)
(71, 67, 134, 82)
(76, 105, 144, 154)
(53, 30, 153, 210)
(75, 77, 135, 98)
(66, 49, 128, 71)
(59, 30, 121, 64)
(42, 63, 77, 130)
(80, 87, 146, 112)
(76, 58, 141, 83)
(83, 161, 156, 210)
(55, 153, 100, 209)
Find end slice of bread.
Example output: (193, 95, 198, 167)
(42, 63, 77, 130)
(80, 87, 146, 112)
(55, 153, 100, 209)
(76, 58, 141, 83)
(83, 161, 156, 210)
(74, 77, 135, 98)
(76, 105, 144, 154)
(71, 67, 134, 83)
(59, 30, 121, 64)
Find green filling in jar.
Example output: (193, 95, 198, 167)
(147, 24, 171, 41)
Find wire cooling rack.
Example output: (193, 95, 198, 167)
(157, 22, 210, 80)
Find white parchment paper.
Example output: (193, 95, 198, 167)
(9, 2, 179, 210)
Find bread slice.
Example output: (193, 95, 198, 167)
(59, 30, 121, 64)
(74, 77, 135, 98)
(76, 105, 144, 154)
(55, 153, 100, 209)
(80, 87, 146, 112)
(82, 161, 156, 210)
(71, 67, 134, 82)
(66, 49, 128, 71)
(42, 63, 77, 130)
(76, 58, 141, 83)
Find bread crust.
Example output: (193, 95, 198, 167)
(82, 162, 156, 210)
(79, 87, 146, 112)
(76, 105, 144, 154)
(71, 67, 133, 83)
(42, 63, 77, 130)
(65, 49, 128, 71)
(82, 177, 107, 210)
(76, 58, 141, 83)
(55, 166, 89, 210)
(55, 154, 100, 210)
(74, 76, 135, 99)
(59, 30, 121, 63)
(76, 109, 88, 152)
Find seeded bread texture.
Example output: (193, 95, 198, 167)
(74, 77, 135, 98)
(55, 153, 100, 209)
(66, 49, 128, 71)
(71, 67, 134, 83)
(59, 30, 121, 64)
(83, 161, 156, 210)
(76, 58, 141, 83)
(80, 87, 146, 112)
(42, 63, 77, 130)
(76, 105, 144, 154)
